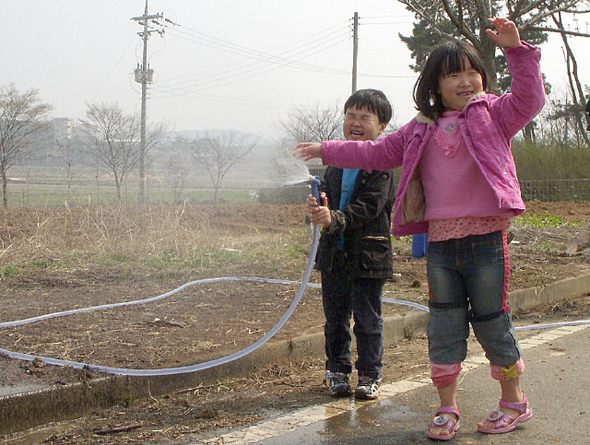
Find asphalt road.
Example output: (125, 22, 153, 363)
(195, 323, 590, 445)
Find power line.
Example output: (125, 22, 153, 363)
(149, 12, 418, 101)
(151, 38, 350, 99)
(150, 22, 354, 99)
(134, 10, 418, 124)
(155, 21, 352, 84)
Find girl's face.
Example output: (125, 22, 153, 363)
(438, 59, 484, 112)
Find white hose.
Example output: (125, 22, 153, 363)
(0, 225, 322, 376)
(382, 298, 590, 332)
(1, 224, 589, 375)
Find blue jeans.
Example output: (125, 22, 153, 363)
(426, 230, 521, 367)
(321, 251, 385, 379)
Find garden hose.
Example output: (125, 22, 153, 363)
(1, 183, 589, 376)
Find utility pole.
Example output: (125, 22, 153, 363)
(351, 12, 359, 94)
(131, 0, 163, 204)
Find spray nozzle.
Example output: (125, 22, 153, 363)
(284, 175, 321, 206)
(309, 176, 321, 205)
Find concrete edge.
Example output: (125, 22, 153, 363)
(509, 273, 590, 313)
(2, 272, 590, 435)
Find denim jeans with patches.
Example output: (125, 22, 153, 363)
(426, 230, 522, 367)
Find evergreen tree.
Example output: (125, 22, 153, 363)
(396, 0, 585, 94)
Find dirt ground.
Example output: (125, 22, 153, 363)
(1, 200, 590, 444)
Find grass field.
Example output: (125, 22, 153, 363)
(4, 168, 264, 208)
(6, 181, 258, 207)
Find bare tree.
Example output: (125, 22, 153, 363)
(0, 83, 53, 207)
(80, 103, 140, 203)
(54, 130, 87, 205)
(179, 131, 259, 203)
(549, 11, 590, 145)
(273, 103, 346, 181)
(541, 89, 589, 147)
(166, 152, 191, 203)
(279, 103, 344, 143)
(80, 103, 165, 203)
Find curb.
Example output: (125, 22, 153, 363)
(509, 273, 590, 312)
(1, 273, 589, 435)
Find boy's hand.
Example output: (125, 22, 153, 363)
(306, 194, 318, 211)
(486, 17, 522, 48)
(307, 192, 331, 227)
(293, 142, 322, 162)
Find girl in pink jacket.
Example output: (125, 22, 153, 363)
(295, 18, 545, 440)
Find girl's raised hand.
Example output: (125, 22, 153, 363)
(486, 17, 522, 48)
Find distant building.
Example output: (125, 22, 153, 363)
(53, 118, 75, 144)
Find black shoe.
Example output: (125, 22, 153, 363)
(355, 376, 382, 400)
(326, 372, 352, 397)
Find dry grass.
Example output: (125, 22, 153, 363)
(0, 203, 311, 284)
(1, 203, 212, 257)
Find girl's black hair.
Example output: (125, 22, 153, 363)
(413, 39, 488, 121)
(344, 88, 393, 125)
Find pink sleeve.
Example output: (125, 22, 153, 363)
(322, 133, 403, 170)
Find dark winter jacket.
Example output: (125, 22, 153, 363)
(314, 166, 395, 279)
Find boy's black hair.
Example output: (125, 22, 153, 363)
(413, 39, 488, 121)
(344, 88, 393, 125)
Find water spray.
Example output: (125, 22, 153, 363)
(284, 175, 321, 232)
(286, 175, 321, 204)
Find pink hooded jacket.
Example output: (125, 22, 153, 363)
(321, 42, 545, 237)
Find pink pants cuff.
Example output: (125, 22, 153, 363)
(490, 358, 525, 381)
(430, 361, 462, 388)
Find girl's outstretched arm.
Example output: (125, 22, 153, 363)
(486, 17, 522, 48)
(293, 142, 322, 162)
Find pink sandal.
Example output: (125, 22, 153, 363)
(478, 394, 533, 434)
(428, 406, 460, 441)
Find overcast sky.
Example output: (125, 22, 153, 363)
(2, 1, 589, 139)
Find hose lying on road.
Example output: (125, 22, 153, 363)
(1, 223, 589, 376)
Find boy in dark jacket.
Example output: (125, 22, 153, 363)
(307, 89, 395, 399)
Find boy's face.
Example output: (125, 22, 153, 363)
(343, 105, 387, 142)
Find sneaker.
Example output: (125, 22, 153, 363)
(355, 376, 382, 400)
(326, 372, 352, 397)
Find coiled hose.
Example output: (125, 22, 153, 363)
(0, 205, 589, 375)
(0, 225, 322, 376)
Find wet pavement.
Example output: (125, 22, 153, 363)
(196, 323, 590, 444)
